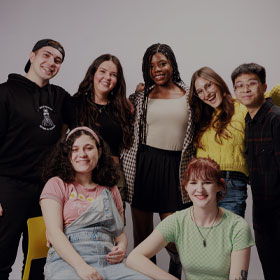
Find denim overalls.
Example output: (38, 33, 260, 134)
(44, 188, 151, 279)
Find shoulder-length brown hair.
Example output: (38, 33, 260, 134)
(183, 157, 226, 201)
(73, 54, 133, 149)
(189, 66, 234, 148)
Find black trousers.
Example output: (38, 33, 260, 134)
(253, 200, 280, 280)
(0, 176, 43, 280)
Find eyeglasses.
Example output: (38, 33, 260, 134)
(234, 80, 259, 92)
(195, 81, 216, 98)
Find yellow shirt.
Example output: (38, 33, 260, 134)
(197, 101, 248, 176)
(196, 84, 280, 176)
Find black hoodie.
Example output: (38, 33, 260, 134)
(0, 74, 73, 184)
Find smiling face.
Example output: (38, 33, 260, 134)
(185, 177, 222, 208)
(29, 46, 63, 85)
(149, 53, 173, 86)
(93, 60, 118, 101)
(70, 134, 100, 176)
(194, 77, 223, 109)
(234, 73, 267, 113)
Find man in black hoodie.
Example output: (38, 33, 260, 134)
(0, 39, 73, 279)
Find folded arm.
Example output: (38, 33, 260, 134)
(126, 229, 178, 280)
(106, 232, 127, 264)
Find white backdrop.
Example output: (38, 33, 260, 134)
(1, 0, 280, 279)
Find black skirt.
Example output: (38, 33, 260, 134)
(132, 145, 189, 212)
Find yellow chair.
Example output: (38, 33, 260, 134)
(22, 216, 49, 280)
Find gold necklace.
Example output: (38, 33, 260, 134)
(192, 207, 219, 247)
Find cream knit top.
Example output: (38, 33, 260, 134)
(146, 94, 189, 151)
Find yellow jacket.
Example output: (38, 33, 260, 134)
(196, 84, 280, 176)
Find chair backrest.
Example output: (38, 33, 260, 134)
(22, 216, 49, 280)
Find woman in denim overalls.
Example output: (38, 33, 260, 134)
(40, 127, 151, 280)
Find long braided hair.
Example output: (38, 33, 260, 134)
(73, 54, 133, 149)
(140, 43, 183, 144)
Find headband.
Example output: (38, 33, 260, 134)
(66, 126, 100, 145)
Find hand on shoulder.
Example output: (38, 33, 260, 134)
(135, 82, 145, 93)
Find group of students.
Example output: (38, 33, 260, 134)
(0, 38, 279, 280)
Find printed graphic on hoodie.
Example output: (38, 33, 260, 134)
(39, 105, 55, 130)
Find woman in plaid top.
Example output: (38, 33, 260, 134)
(121, 43, 195, 279)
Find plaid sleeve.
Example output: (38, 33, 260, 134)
(272, 113, 280, 169)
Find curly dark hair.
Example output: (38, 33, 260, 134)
(73, 54, 133, 149)
(140, 43, 183, 144)
(189, 66, 235, 148)
(42, 128, 120, 187)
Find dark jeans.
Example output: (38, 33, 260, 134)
(253, 199, 280, 280)
(0, 176, 43, 280)
(219, 172, 248, 217)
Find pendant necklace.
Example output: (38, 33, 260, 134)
(96, 103, 108, 114)
(98, 105, 106, 113)
(192, 207, 219, 247)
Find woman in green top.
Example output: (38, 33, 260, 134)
(126, 157, 254, 280)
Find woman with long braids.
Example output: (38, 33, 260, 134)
(121, 43, 195, 279)
(72, 54, 133, 211)
(189, 66, 280, 217)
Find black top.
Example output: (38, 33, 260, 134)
(0, 74, 73, 183)
(71, 95, 123, 157)
(245, 99, 280, 200)
(95, 103, 123, 157)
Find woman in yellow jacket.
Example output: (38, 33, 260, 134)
(189, 66, 280, 217)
